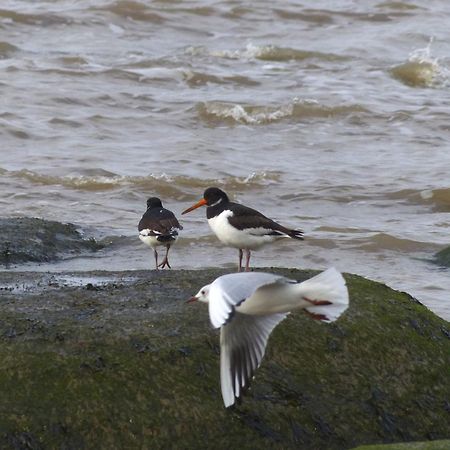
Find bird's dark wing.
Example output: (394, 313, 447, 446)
(138, 208, 183, 234)
(227, 202, 303, 238)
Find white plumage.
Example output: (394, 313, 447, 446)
(190, 267, 349, 407)
(207, 210, 280, 250)
(182, 187, 304, 271)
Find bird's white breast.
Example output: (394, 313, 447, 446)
(207, 210, 275, 250)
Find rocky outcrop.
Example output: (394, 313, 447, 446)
(0, 268, 448, 449)
(0, 217, 103, 264)
(433, 246, 450, 268)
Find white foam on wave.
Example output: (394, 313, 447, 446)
(6, 168, 177, 190)
(388, 37, 450, 88)
(201, 98, 325, 125)
(6, 168, 280, 192)
(186, 43, 281, 67)
(420, 190, 434, 200)
(203, 101, 294, 124)
(210, 43, 274, 60)
(125, 67, 188, 82)
(108, 23, 125, 35)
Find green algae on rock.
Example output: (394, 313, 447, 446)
(352, 439, 450, 449)
(0, 217, 103, 264)
(0, 268, 448, 449)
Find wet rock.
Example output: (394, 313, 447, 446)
(433, 246, 450, 268)
(352, 439, 450, 449)
(0, 217, 103, 264)
(0, 268, 448, 449)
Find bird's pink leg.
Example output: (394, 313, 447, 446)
(158, 245, 172, 269)
(304, 310, 329, 321)
(153, 249, 159, 271)
(303, 297, 331, 321)
(303, 297, 332, 306)
(245, 249, 251, 272)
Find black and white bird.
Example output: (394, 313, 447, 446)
(138, 197, 183, 270)
(182, 187, 303, 271)
(188, 267, 349, 407)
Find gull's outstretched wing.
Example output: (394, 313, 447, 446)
(207, 272, 289, 329)
(220, 312, 288, 407)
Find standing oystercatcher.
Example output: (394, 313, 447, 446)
(182, 187, 303, 271)
(138, 197, 183, 270)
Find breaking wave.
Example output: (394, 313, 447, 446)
(94, 1, 165, 23)
(415, 188, 450, 211)
(0, 8, 69, 25)
(350, 233, 438, 253)
(0, 41, 19, 58)
(208, 43, 346, 62)
(197, 99, 367, 125)
(2, 168, 281, 195)
(390, 39, 449, 87)
(119, 66, 259, 87)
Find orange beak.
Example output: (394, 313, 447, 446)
(182, 198, 207, 215)
(186, 296, 198, 304)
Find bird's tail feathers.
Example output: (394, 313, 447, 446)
(297, 267, 349, 322)
(288, 229, 304, 240)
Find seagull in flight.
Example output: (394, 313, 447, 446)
(188, 267, 349, 407)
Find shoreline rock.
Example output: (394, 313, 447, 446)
(0, 268, 449, 449)
(0, 217, 103, 265)
(433, 246, 450, 268)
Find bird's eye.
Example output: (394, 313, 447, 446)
(201, 290, 205, 295)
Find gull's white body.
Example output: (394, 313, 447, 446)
(192, 267, 349, 407)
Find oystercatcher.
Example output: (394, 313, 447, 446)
(138, 197, 183, 270)
(182, 187, 304, 271)
(187, 267, 349, 407)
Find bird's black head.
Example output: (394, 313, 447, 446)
(146, 197, 163, 209)
(203, 187, 229, 206)
(182, 187, 229, 215)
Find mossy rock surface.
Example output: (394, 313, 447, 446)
(0, 217, 103, 264)
(0, 268, 448, 449)
(352, 439, 450, 449)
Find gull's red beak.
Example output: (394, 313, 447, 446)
(186, 296, 198, 304)
(182, 198, 207, 215)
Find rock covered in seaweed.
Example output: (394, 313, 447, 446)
(0, 268, 448, 449)
(0, 217, 103, 264)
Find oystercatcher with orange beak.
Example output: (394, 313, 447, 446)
(182, 187, 303, 271)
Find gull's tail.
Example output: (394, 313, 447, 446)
(297, 267, 349, 322)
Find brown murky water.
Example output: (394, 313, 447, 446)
(1, 0, 450, 319)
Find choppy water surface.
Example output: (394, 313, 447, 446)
(1, 0, 450, 319)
